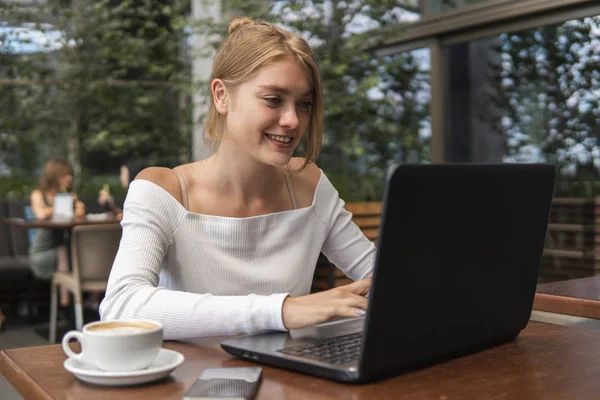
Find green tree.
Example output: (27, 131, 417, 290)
(0, 2, 66, 174)
(0, 0, 192, 185)
(81, 0, 192, 168)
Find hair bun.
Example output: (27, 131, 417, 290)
(228, 17, 253, 35)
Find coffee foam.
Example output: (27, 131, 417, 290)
(87, 321, 159, 334)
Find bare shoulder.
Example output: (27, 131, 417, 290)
(30, 189, 43, 202)
(135, 167, 183, 205)
(287, 158, 322, 208)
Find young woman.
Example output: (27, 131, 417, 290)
(100, 17, 376, 339)
(30, 159, 85, 306)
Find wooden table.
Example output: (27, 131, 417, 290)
(3, 321, 600, 399)
(534, 275, 600, 319)
(4, 216, 121, 229)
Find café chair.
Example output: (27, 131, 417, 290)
(49, 223, 122, 343)
(1, 199, 37, 322)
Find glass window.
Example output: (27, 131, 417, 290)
(319, 47, 431, 202)
(445, 15, 600, 282)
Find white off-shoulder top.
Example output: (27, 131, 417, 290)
(99, 170, 376, 339)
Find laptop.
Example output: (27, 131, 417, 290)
(221, 163, 556, 383)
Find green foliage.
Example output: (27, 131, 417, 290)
(0, 170, 127, 201)
(0, 174, 37, 199)
(77, 172, 126, 200)
(79, 0, 192, 164)
(0, 169, 127, 201)
(0, 0, 192, 184)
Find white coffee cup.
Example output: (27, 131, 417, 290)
(62, 320, 163, 372)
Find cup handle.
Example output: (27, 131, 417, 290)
(62, 330, 85, 361)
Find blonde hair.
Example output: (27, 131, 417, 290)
(38, 159, 73, 194)
(203, 17, 323, 172)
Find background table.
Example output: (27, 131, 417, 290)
(3, 321, 600, 399)
(4, 216, 121, 229)
(534, 276, 600, 319)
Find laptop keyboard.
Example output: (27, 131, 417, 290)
(278, 332, 362, 365)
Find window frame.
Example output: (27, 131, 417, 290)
(370, 0, 600, 55)
(366, 0, 600, 161)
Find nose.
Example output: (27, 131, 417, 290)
(279, 104, 299, 130)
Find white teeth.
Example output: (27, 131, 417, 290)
(267, 134, 292, 144)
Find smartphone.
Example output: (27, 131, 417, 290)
(182, 367, 263, 400)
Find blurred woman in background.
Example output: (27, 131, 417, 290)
(29, 159, 85, 306)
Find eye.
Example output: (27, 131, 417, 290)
(297, 101, 313, 111)
(264, 97, 281, 106)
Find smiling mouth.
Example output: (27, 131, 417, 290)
(266, 134, 293, 144)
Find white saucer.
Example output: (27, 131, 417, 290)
(85, 213, 111, 221)
(64, 348, 184, 386)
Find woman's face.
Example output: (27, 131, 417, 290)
(215, 56, 313, 167)
(59, 172, 73, 191)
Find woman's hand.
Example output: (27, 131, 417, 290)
(98, 189, 112, 206)
(282, 277, 372, 330)
(74, 200, 86, 217)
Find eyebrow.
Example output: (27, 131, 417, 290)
(258, 85, 313, 97)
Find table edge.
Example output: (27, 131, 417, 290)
(4, 216, 121, 229)
(0, 350, 54, 400)
(533, 293, 600, 319)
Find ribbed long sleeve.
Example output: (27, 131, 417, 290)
(100, 171, 376, 340)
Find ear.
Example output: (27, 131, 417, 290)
(212, 79, 228, 115)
